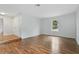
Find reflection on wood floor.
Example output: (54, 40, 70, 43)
(0, 35, 21, 44)
(0, 34, 79, 54)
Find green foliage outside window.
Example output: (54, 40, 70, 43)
(52, 20, 58, 29)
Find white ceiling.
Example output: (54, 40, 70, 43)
(0, 4, 78, 18)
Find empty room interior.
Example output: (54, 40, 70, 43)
(0, 4, 79, 54)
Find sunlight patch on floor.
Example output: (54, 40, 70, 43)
(52, 37, 60, 54)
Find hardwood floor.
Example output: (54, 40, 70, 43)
(0, 35, 78, 54)
(0, 35, 21, 44)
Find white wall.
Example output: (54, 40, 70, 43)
(3, 16, 14, 35)
(0, 12, 76, 40)
(0, 18, 3, 34)
(0, 14, 40, 39)
(20, 15, 40, 39)
(0, 15, 21, 37)
(76, 8, 79, 45)
(40, 12, 76, 38)
(12, 16, 21, 37)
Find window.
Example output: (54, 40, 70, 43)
(51, 17, 58, 31)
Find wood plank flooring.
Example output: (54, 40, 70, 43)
(0, 35, 21, 44)
(0, 35, 78, 54)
